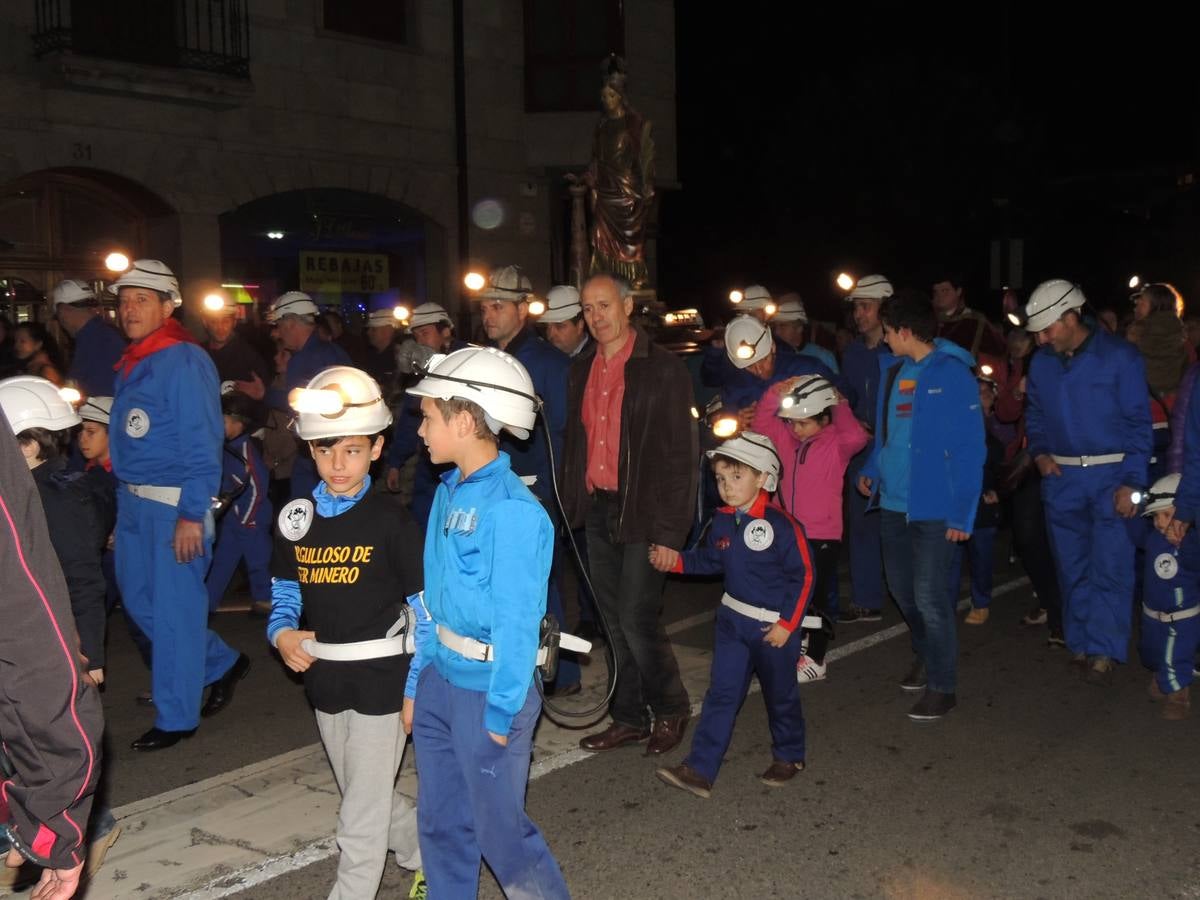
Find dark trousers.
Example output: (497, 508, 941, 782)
(585, 492, 690, 729)
(845, 476, 886, 610)
(1010, 473, 1063, 635)
(804, 539, 841, 664)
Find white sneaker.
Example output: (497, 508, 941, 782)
(795, 654, 827, 684)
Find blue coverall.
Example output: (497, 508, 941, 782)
(1128, 520, 1200, 695)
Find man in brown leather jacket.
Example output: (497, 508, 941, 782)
(562, 273, 698, 756)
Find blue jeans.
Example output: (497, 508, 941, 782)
(880, 511, 960, 694)
(947, 526, 997, 608)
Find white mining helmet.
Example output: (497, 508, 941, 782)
(0, 376, 83, 433)
(51, 279, 97, 309)
(739, 284, 776, 316)
(847, 274, 894, 301)
(1014, 279, 1086, 332)
(1137, 473, 1181, 516)
(107, 260, 182, 307)
(267, 291, 320, 323)
(78, 395, 114, 426)
(474, 265, 533, 302)
(773, 294, 808, 323)
(538, 285, 583, 323)
(724, 315, 773, 368)
(406, 345, 538, 440)
(408, 302, 453, 329)
(778, 374, 838, 420)
(706, 430, 781, 492)
(289, 366, 393, 441)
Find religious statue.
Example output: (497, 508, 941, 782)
(571, 55, 656, 290)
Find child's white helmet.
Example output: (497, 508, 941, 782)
(0, 376, 82, 434)
(407, 346, 538, 440)
(777, 375, 838, 420)
(79, 396, 114, 426)
(107, 260, 182, 306)
(289, 366, 393, 440)
(1140, 473, 1181, 517)
(706, 430, 781, 492)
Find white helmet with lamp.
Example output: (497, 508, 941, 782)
(406, 346, 538, 440)
(738, 284, 776, 315)
(106, 260, 182, 307)
(267, 291, 320, 323)
(539, 285, 582, 323)
(202, 289, 238, 315)
(51, 279, 97, 309)
(78, 395, 114, 426)
(1138, 473, 1181, 516)
(777, 375, 838, 420)
(409, 302, 453, 329)
(847, 274, 894, 301)
(1014, 279, 1086, 332)
(706, 430, 781, 493)
(367, 307, 403, 329)
(0, 376, 83, 433)
(773, 294, 808, 323)
(724, 315, 774, 369)
(475, 265, 533, 302)
(289, 366, 393, 440)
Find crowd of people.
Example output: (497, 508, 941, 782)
(1, 258, 1198, 899)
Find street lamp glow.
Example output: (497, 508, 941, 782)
(203, 293, 226, 312)
(729, 289, 744, 304)
(105, 252, 130, 273)
(267, 231, 284, 240)
(1128, 275, 1141, 290)
(528, 299, 546, 316)
(463, 271, 486, 291)
(836, 272, 855, 292)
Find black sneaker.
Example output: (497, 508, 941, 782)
(899, 659, 927, 692)
(907, 689, 956, 721)
(838, 605, 883, 624)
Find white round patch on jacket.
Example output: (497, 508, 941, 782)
(124, 408, 150, 438)
(1154, 552, 1179, 580)
(279, 499, 314, 542)
(744, 518, 774, 551)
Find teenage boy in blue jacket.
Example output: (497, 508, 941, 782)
(403, 346, 570, 899)
(858, 289, 985, 722)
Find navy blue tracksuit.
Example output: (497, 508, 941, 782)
(673, 492, 814, 783)
(1129, 521, 1200, 694)
(205, 433, 272, 611)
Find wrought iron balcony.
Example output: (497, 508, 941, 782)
(32, 0, 251, 78)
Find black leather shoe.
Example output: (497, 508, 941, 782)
(131, 727, 195, 752)
(201, 653, 251, 718)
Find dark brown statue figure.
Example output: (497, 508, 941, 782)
(580, 56, 655, 289)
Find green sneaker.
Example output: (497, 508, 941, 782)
(409, 869, 428, 899)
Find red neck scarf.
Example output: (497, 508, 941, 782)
(85, 457, 113, 473)
(114, 319, 199, 378)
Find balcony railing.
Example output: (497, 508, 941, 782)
(32, 0, 251, 78)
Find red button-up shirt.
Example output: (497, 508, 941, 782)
(582, 331, 635, 492)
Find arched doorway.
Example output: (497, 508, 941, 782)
(0, 167, 176, 323)
(219, 188, 447, 329)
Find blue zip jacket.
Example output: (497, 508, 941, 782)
(860, 338, 985, 532)
(1025, 328, 1152, 491)
(673, 491, 815, 632)
(110, 341, 222, 523)
(68, 316, 126, 397)
(266, 333, 352, 411)
(403, 452, 553, 735)
(841, 337, 889, 475)
(493, 327, 569, 506)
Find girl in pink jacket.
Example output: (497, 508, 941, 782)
(753, 374, 869, 682)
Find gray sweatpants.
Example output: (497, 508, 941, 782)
(315, 709, 422, 900)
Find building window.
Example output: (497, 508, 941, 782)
(323, 0, 410, 46)
(524, 0, 624, 113)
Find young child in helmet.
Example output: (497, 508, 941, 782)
(206, 391, 273, 616)
(752, 374, 868, 682)
(1127, 473, 1200, 720)
(402, 346, 569, 899)
(266, 366, 426, 898)
(0, 376, 108, 684)
(650, 431, 815, 798)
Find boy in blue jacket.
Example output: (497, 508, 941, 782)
(650, 432, 814, 798)
(403, 346, 570, 899)
(858, 290, 985, 721)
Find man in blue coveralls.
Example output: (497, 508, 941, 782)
(51, 279, 126, 398)
(235, 291, 350, 502)
(472, 265, 580, 695)
(1021, 279, 1152, 686)
(108, 260, 249, 751)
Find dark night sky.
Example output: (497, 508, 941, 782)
(658, 6, 1200, 324)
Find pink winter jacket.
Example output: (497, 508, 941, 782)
(752, 387, 869, 541)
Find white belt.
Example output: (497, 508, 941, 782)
(1050, 453, 1125, 467)
(301, 613, 416, 661)
(125, 483, 182, 506)
(1142, 603, 1200, 624)
(721, 593, 824, 631)
(436, 624, 592, 663)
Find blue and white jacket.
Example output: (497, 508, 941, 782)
(403, 452, 553, 735)
(221, 433, 271, 528)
